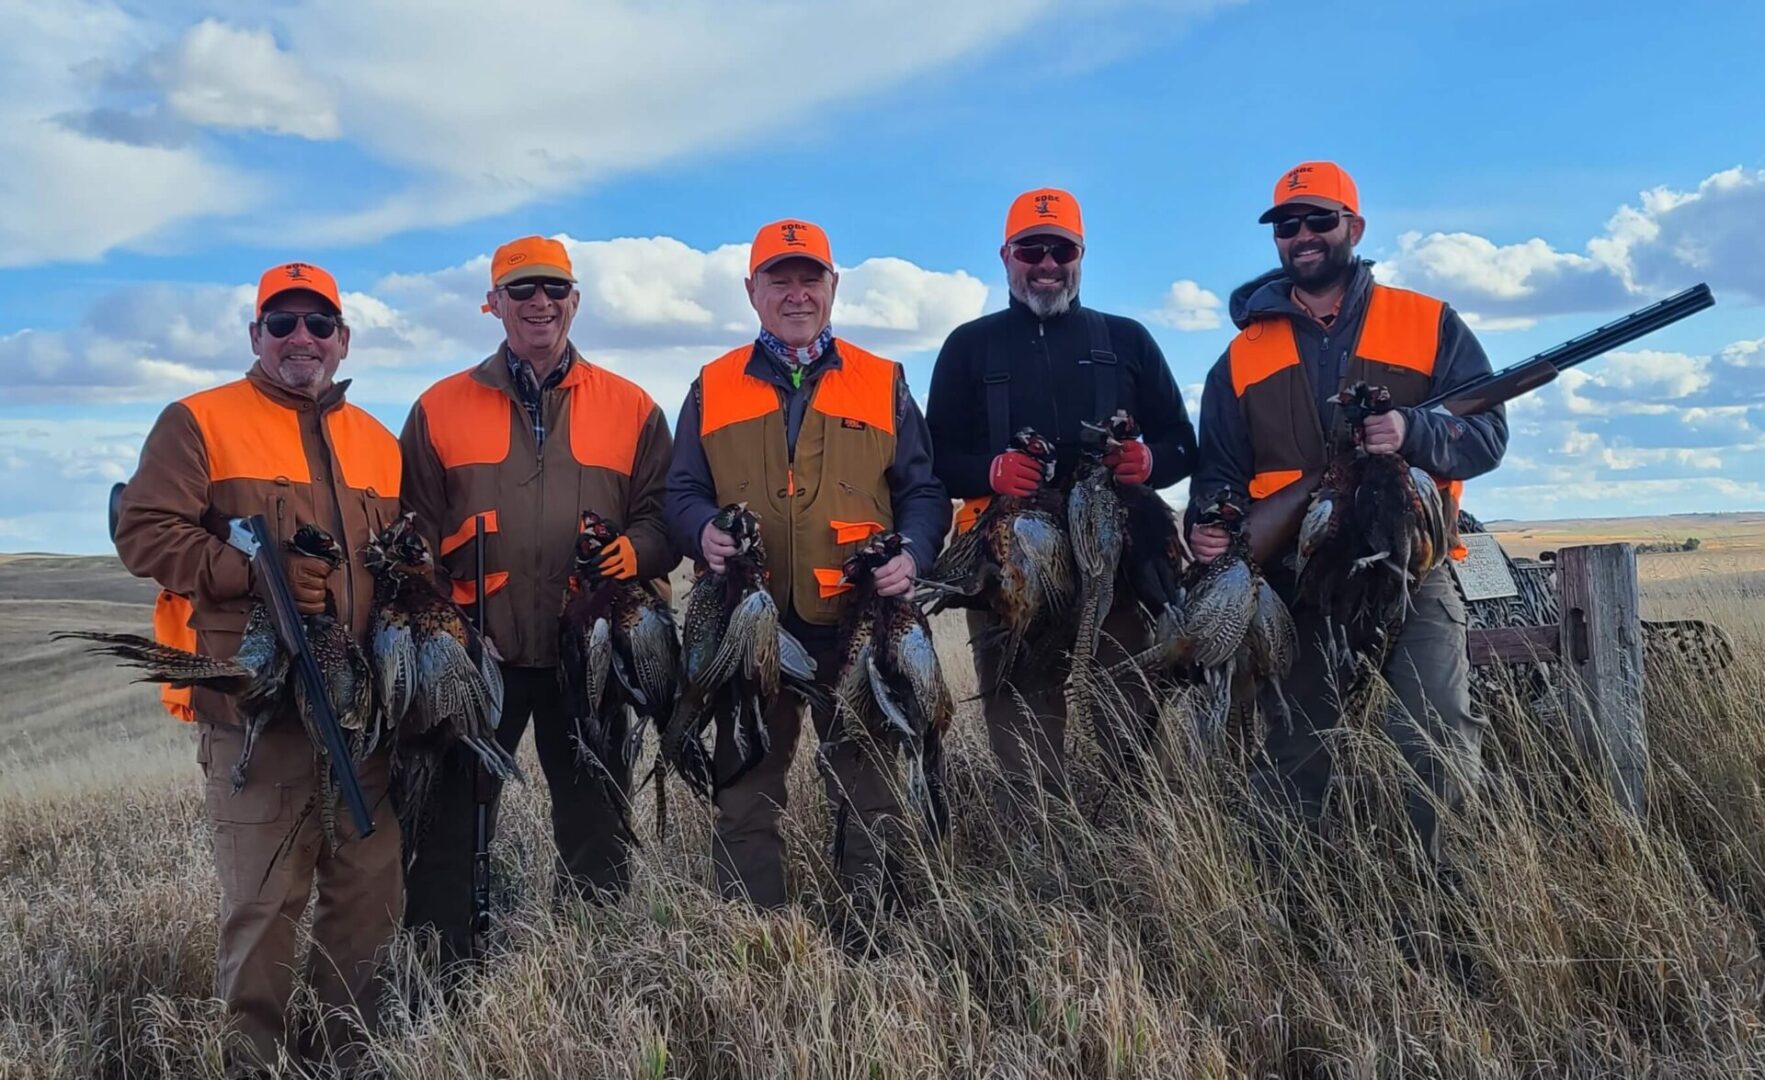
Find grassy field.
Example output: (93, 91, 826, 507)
(6, 532, 1765, 1078)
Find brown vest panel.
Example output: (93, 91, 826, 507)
(698, 341, 898, 624)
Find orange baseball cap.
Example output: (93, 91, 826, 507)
(1005, 188, 1083, 245)
(1259, 161, 1360, 223)
(749, 219, 834, 276)
(255, 261, 341, 317)
(490, 235, 576, 288)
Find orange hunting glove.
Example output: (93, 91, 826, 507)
(594, 535, 639, 581)
(1103, 439, 1152, 486)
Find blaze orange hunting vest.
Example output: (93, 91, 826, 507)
(698, 341, 899, 625)
(151, 378, 401, 720)
(1228, 283, 1465, 555)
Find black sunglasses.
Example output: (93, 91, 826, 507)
(1010, 241, 1082, 266)
(500, 279, 574, 301)
(1272, 210, 1348, 239)
(260, 311, 340, 340)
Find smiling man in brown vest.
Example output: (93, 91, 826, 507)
(114, 262, 404, 1073)
(1189, 162, 1507, 861)
(399, 236, 675, 963)
(665, 219, 950, 911)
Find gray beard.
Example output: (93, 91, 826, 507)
(1010, 277, 1079, 319)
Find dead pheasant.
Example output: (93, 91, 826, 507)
(1295, 382, 1448, 675)
(63, 525, 379, 847)
(662, 504, 826, 799)
(1062, 410, 1135, 743)
(827, 533, 953, 849)
(918, 428, 1073, 688)
(363, 513, 521, 862)
(1109, 492, 1294, 749)
(560, 511, 681, 833)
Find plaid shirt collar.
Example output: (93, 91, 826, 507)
(506, 347, 572, 447)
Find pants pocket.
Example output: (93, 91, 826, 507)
(207, 778, 295, 903)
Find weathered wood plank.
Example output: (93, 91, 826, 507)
(1468, 624, 1561, 667)
(1557, 543, 1647, 815)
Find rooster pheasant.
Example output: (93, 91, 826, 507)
(1062, 410, 1137, 741)
(919, 428, 1073, 689)
(827, 532, 954, 847)
(663, 504, 825, 798)
(363, 513, 522, 861)
(1295, 382, 1449, 676)
(559, 511, 681, 831)
(1110, 492, 1294, 748)
(62, 524, 379, 847)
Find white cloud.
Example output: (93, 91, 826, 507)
(0, 1, 257, 267)
(152, 20, 339, 139)
(0, 235, 985, 415)
(1720, 337, 1765, 368)
(1379, 165, 1765, 319)
(1149, 279, 1223, 331)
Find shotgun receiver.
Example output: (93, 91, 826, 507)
(1243, 283, 1715, 565)
(228, 514, 376, 838)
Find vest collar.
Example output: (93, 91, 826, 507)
(245, 362, 350, 413)
(473, 342, 586, 395)
(1231, 259, 1376, 330)
(743, 338, 844, 390)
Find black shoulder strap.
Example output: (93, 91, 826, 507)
(1081, 308, 1118, 423)
(983, 333, 1012, 454)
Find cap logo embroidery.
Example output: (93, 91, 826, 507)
(283, 263, 312, 281)
(1285, 166, 1314, 191)
(507, 252, 528, 265)
(781, 224, 805, 247)
(1034, 194, 1058, 217)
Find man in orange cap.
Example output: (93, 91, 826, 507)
(925, 188, 1197, 800)
(399, 235, 676, 962)
(665, 219, 950, 913)
(112, 262, 404, 1070)
(1189, 161, 1506, 860)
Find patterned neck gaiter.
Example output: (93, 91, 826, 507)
(758, 325, 834, 375)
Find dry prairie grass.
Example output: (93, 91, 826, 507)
(6, 563, 1765, 1077)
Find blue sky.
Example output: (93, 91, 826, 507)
(4, 0, 1763, 553)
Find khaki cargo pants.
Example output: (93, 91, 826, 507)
(968, 600, 1158, 800)
(713, 635, 901, 910)
(199, 718, 402, 1070)
(1253, 565, 1489, 860)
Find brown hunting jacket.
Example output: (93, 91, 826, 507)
(114, 365, 402, 728)
(399, 345, 675, 669)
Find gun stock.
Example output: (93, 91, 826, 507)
(235, 515, 375, 838)
(1245, 470, 1321, 568)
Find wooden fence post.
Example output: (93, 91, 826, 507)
(1556, 543, 1647, 814)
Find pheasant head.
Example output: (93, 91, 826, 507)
(363, 513, 432, 578)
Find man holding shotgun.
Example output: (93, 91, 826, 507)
(399, 236, 675, 965)
(113, 262, 404, 1071)
(1189, 162, 1505, 860)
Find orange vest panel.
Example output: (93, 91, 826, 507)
(561, 362, 653, 476)
(1357, 286, 1444, 377)
(421, 370, 514, 468)
(182, 380, 310, 483)
(152, 590, 196, 722)
(327, 404, 403, 496)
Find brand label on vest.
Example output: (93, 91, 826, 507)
(841, 418, 867, 430)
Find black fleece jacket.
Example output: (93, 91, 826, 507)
(1191, 260, 1508, 509)
(926, 296, 1197, 497)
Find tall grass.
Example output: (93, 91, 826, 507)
(5, 596, 1765, 1078)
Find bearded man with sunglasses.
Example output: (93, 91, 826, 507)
(399, 235, 675, 963)
(112, 262, 404, 1072)
(1189, 161, 1506, 862)
(925, 187, 1197, 801)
